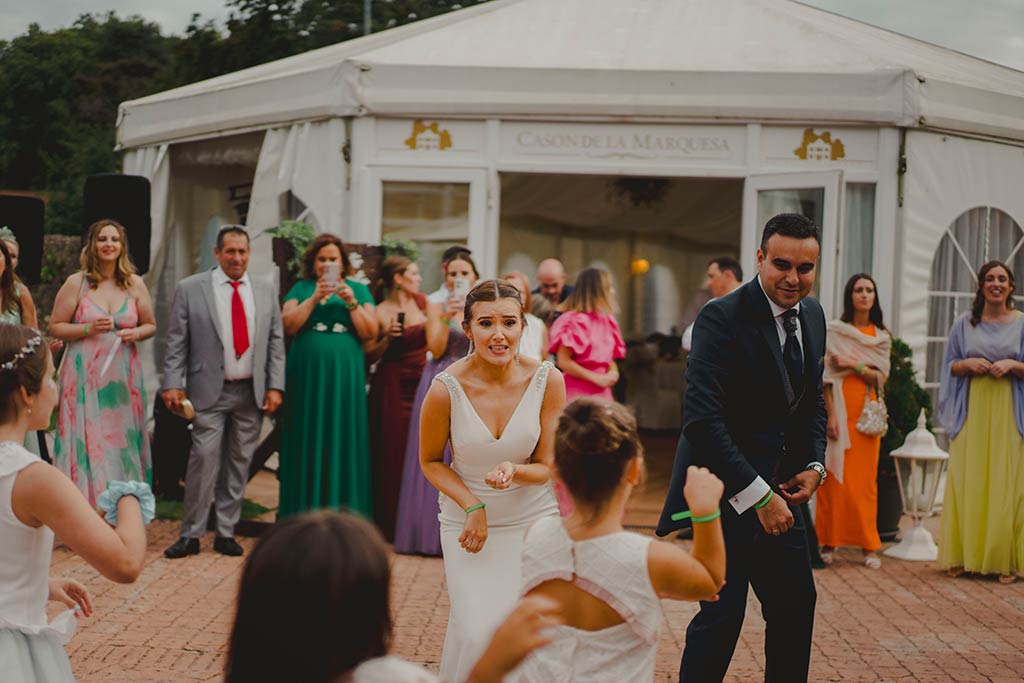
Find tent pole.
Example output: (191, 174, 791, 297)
(364, 0, 372, 35)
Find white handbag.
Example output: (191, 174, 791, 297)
(856, 385, 888, 436)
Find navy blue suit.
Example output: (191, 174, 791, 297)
(658, 278, 827, 683)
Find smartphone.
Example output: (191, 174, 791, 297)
(397, 311, 406, 333)
(452, 278, 471, 300)
(323, 262, 340, 284)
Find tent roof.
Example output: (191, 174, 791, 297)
(117, 0, 1024, 149)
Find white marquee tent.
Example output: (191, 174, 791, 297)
(118, 0, 1024, 421)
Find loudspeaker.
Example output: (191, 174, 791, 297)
(83, 174, 151, 275)
(0, 194, 45, 285)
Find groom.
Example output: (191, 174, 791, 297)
(658, 213, 828, 682)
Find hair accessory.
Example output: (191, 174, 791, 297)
(96, 480, 156, 526)
(0, 227, 16, 245)
(0, 333, 43, 372)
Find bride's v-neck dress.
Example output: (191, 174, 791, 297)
(433, 361, 560, 683)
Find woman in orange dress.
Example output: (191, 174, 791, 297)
(816, 273, 891, 569)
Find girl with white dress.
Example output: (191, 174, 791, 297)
(514, 398, 727, 683)
(225, 510, 561, 683)
(0, 323, 150, 683)
(420, 280, 566, 683)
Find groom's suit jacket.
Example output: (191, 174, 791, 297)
(162, 269, 286, 412)
(657, 278, 827, 535)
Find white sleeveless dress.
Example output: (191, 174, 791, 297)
(434, 361, 560, 683)
(513, 516, 663, 683)
(0, 442, 78, 682)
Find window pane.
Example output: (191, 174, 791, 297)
(841, 183, 875, 284)
(382, 181, 470, 295)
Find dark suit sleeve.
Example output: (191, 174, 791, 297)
(162, 282, 189, 391)
(806, 307, 828, 463)
(266, 296, 286, 394)
(682, 301, 763, 499)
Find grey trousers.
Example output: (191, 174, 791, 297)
(180, 380, 262, 539)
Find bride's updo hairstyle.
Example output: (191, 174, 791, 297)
(462, 279, 527, 327)
(555, 398, 642, 516)
(0, 323, 48, 423)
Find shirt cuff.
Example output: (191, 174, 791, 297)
(728, 476, 771, 514)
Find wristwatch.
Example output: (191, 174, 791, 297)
(805, 462, 827, 484)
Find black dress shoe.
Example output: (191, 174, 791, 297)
(164, 537, 199, 559)
(214, 536, 244, 557)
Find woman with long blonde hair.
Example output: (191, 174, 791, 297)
(49, 219, 155, 506)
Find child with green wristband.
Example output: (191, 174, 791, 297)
(515, 398, 727, 683)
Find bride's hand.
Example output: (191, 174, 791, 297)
(485, 462, 517, 490)
(460, 507, 488, 554)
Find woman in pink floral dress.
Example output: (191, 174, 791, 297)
(49, 219, 156, 507)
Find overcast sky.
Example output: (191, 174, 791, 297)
(1, 0, 1022, 71)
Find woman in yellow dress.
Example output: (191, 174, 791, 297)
(817, 274, 891, 569)
(938, 260, 1024, 583)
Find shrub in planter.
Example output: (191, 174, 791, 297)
(877, 336, 933, 540)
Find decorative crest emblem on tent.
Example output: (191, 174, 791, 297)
(405, 120, 453, 151)
(794, 128, 845, 161)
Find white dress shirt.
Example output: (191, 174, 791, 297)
(727, 276, 820, 514)
(212, 267, 256, 381)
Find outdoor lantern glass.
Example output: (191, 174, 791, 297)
(884, 410, 949, 561)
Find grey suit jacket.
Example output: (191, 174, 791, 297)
(162, 269, 286, 411)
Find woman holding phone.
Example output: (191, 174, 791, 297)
(366, 256, 428, 541)
(393, 252, 479, 554)
(279, 234, 378, 518)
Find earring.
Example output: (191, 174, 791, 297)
(515, 342, 521, 366)
(26, 408, 31, 415)
(466, 338, 475, 358)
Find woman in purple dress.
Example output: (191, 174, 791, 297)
(393, 253, 478, 555)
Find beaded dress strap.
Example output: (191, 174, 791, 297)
(433, 371, 461, 398)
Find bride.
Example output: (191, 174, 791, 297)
(419, 279, 564, 682)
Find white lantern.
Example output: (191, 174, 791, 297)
(884, 409, 948, 561)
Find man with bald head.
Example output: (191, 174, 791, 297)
(531, 258, 574, 325)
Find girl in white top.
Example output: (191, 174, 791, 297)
(224, 510, 562, 683)
(514, 398, 727, 683)
(420, 279, 565, 682)
(0, 323, 149, 683)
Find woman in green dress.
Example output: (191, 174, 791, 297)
(279, 234, 379, 517)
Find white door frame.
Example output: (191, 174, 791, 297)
(742, 170, 844, 316)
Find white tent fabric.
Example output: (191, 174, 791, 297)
(900, 131, 1024, 377)
(118, 0, 1024, 150)
(121, 145, 170, 415)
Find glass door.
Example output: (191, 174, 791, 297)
(742, 171, 843, 315)
(365, 167, 489, 293)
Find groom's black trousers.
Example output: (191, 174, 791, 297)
(679, 498, 816, 683)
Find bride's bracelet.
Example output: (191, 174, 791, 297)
(465, 503, 486, 515)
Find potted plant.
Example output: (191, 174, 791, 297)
(878, 337, 933, 541)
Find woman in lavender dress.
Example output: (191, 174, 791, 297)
(393, 254, 478, 555)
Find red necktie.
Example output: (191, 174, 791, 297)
(230, 280, 250, 359)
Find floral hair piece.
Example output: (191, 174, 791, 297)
(0, 227, 16, 245)
(1, 333, 43, 372)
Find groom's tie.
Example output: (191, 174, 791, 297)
(781, 309, 803, 398)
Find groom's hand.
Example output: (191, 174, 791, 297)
(755, 492, 794, 536)
(778, 470, 822, 506)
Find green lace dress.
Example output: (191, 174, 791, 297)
(278, 278, 375, 517)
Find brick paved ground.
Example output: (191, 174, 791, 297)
(54, 511, 1024, 682)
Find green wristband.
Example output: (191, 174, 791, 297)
(465, 503, 485, 515)
(753, 490, 774, 510)
(83, 323, 90, 336)
(670, 508, 722, 523)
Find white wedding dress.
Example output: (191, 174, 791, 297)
(434, 361, 560, 683)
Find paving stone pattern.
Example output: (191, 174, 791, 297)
(54, 519, 1024, 682)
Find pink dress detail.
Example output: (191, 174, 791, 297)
(54, 294, 151, 507)
(548, 311, 626, 401)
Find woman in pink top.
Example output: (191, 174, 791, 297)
(549, 268, 625, 402)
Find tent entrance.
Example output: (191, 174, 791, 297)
(497, 171, 743, 524)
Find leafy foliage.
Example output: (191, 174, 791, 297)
(381, 234, 421, 261)
(880, 336, 933, 472)
(266, 219, 317, 278)
(0, 2, 494, 233)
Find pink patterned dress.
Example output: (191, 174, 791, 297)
(54, 294, 151, 507)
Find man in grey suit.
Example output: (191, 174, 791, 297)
(162, 226, 285, 558)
